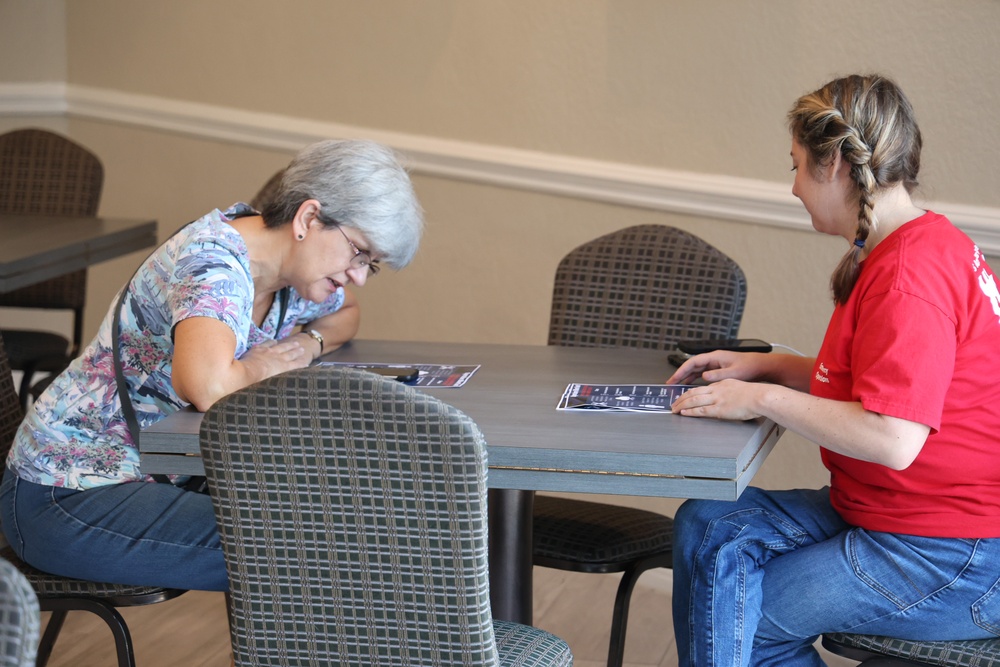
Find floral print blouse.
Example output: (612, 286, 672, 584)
(7, 204, 345, 490)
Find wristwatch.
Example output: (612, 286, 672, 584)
(303, 328, 324, 354)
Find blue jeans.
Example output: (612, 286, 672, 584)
(0, 467, 226, 591)
(673, 487, 1000, 667)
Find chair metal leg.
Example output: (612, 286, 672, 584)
(606, 570, 638, 667)
(17, 368, 36, 411)
(35, 609, 67, 667)
(39, 599, 137, 667)
(606, 554, 673, 667)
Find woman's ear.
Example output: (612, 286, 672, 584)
(828, 151, 851, 183)
(291, 199, 323, 238)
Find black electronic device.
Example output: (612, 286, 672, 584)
(676, 338, 773, 355)
(368, 367, 420, 383)
(668, 352, 691, 367)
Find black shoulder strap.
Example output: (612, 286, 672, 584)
(112, 283, 142, 446)
(276, 286, 290, 333)
(113, 222, 194, 485)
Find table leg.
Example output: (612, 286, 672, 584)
(487, 488, 534, 625)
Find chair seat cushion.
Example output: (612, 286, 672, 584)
(532, 495, 673, 566)
(494, 619, 574, 667)
(824, 631, 1000, 667)
(1, 547, 182, 603)
(0, 330, 70, 370)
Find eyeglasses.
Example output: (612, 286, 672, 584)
(335, 225, 380, 276)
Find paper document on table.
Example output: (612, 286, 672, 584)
(557, 383, 697, 412)
(319, 361, 480, 388)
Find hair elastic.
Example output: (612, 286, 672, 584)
(853, 238, 866, 249)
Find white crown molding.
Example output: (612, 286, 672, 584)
(3, 82, 1000, 254)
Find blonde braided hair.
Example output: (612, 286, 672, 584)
(788, 75, 922, 304)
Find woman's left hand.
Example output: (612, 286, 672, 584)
(671, 376, 932, 470)
(671, 378, 765, 421)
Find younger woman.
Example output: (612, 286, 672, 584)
(668, 75, 1000, 666)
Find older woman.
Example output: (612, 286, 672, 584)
(1, 139, 423, 590)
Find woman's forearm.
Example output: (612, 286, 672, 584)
(754, 383, 930, 469)
(756, 353, 816, 392)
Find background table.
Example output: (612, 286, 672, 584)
(0, 215, 157, 292)
(140, 339, 784, 623)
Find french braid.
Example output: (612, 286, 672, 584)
(788, 75, 922, 304)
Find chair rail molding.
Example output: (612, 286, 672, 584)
(4, 82, 1000, 255)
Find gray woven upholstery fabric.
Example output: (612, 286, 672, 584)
(548, 224, 746, 350)
(0, 336, 186, 667)
(0, 129, 103, 220)
(0, 547, 181, 601)
(532, 496, 672, 567)
(0, 128, 105, 406)
(0, 559, 39, 667)
(823, 632, 1000, 666)
(538, 225, 746, 666)
(200, 366, 573, 667)
(0, 340, 21, 456)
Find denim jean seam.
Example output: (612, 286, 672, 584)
(849, 529, 911, 607)
(701, 508, 806, 666)
(4, 474, 27, 560)
(849, 529, 977, 611)
(45, 484, 219, 553)
(721, 507, 810, 545)
(734, 542, 754, 667)
(970, 540, 1000, 636)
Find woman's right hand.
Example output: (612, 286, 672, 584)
(238, 337, 311, 378)
(668, 350, 816, 393)
(173, 318, 311, 411)
(667, 350, 769, 385)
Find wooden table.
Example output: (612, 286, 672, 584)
(140, 339, 784, 623)
(0, 215, 158, 292)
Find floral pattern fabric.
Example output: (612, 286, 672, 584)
(7, 204, 345, 490)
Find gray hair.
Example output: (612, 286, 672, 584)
(261, 139, 424, 269)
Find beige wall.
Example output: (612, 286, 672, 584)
(59, 1, 1000, 205)
(0, 0, 65, 82)
(3, 0, 1000, 506)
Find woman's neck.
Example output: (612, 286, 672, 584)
(863, 185, 925, 253)
(228, 215, 289, 297)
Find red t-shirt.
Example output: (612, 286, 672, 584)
(812, 211, 1000, 538)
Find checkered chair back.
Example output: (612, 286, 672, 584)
(548, 224, 746, 349)
(0, 337, 21, 457)
(0, 128, 102, 315)
(0, 560, 38, 667)
(201, 367, 571, 667)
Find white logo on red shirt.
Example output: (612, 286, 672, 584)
(973, 245, 1000, 324)
(815, 362, 830, 384)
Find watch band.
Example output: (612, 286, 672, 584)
(304, 328, 324, 354)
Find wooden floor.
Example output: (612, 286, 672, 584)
(38, 566, 855, 666)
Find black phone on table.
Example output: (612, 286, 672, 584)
(367, 367, 420, 383)
(668, 352, 692, 368)
(676, 338, 772, 355)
